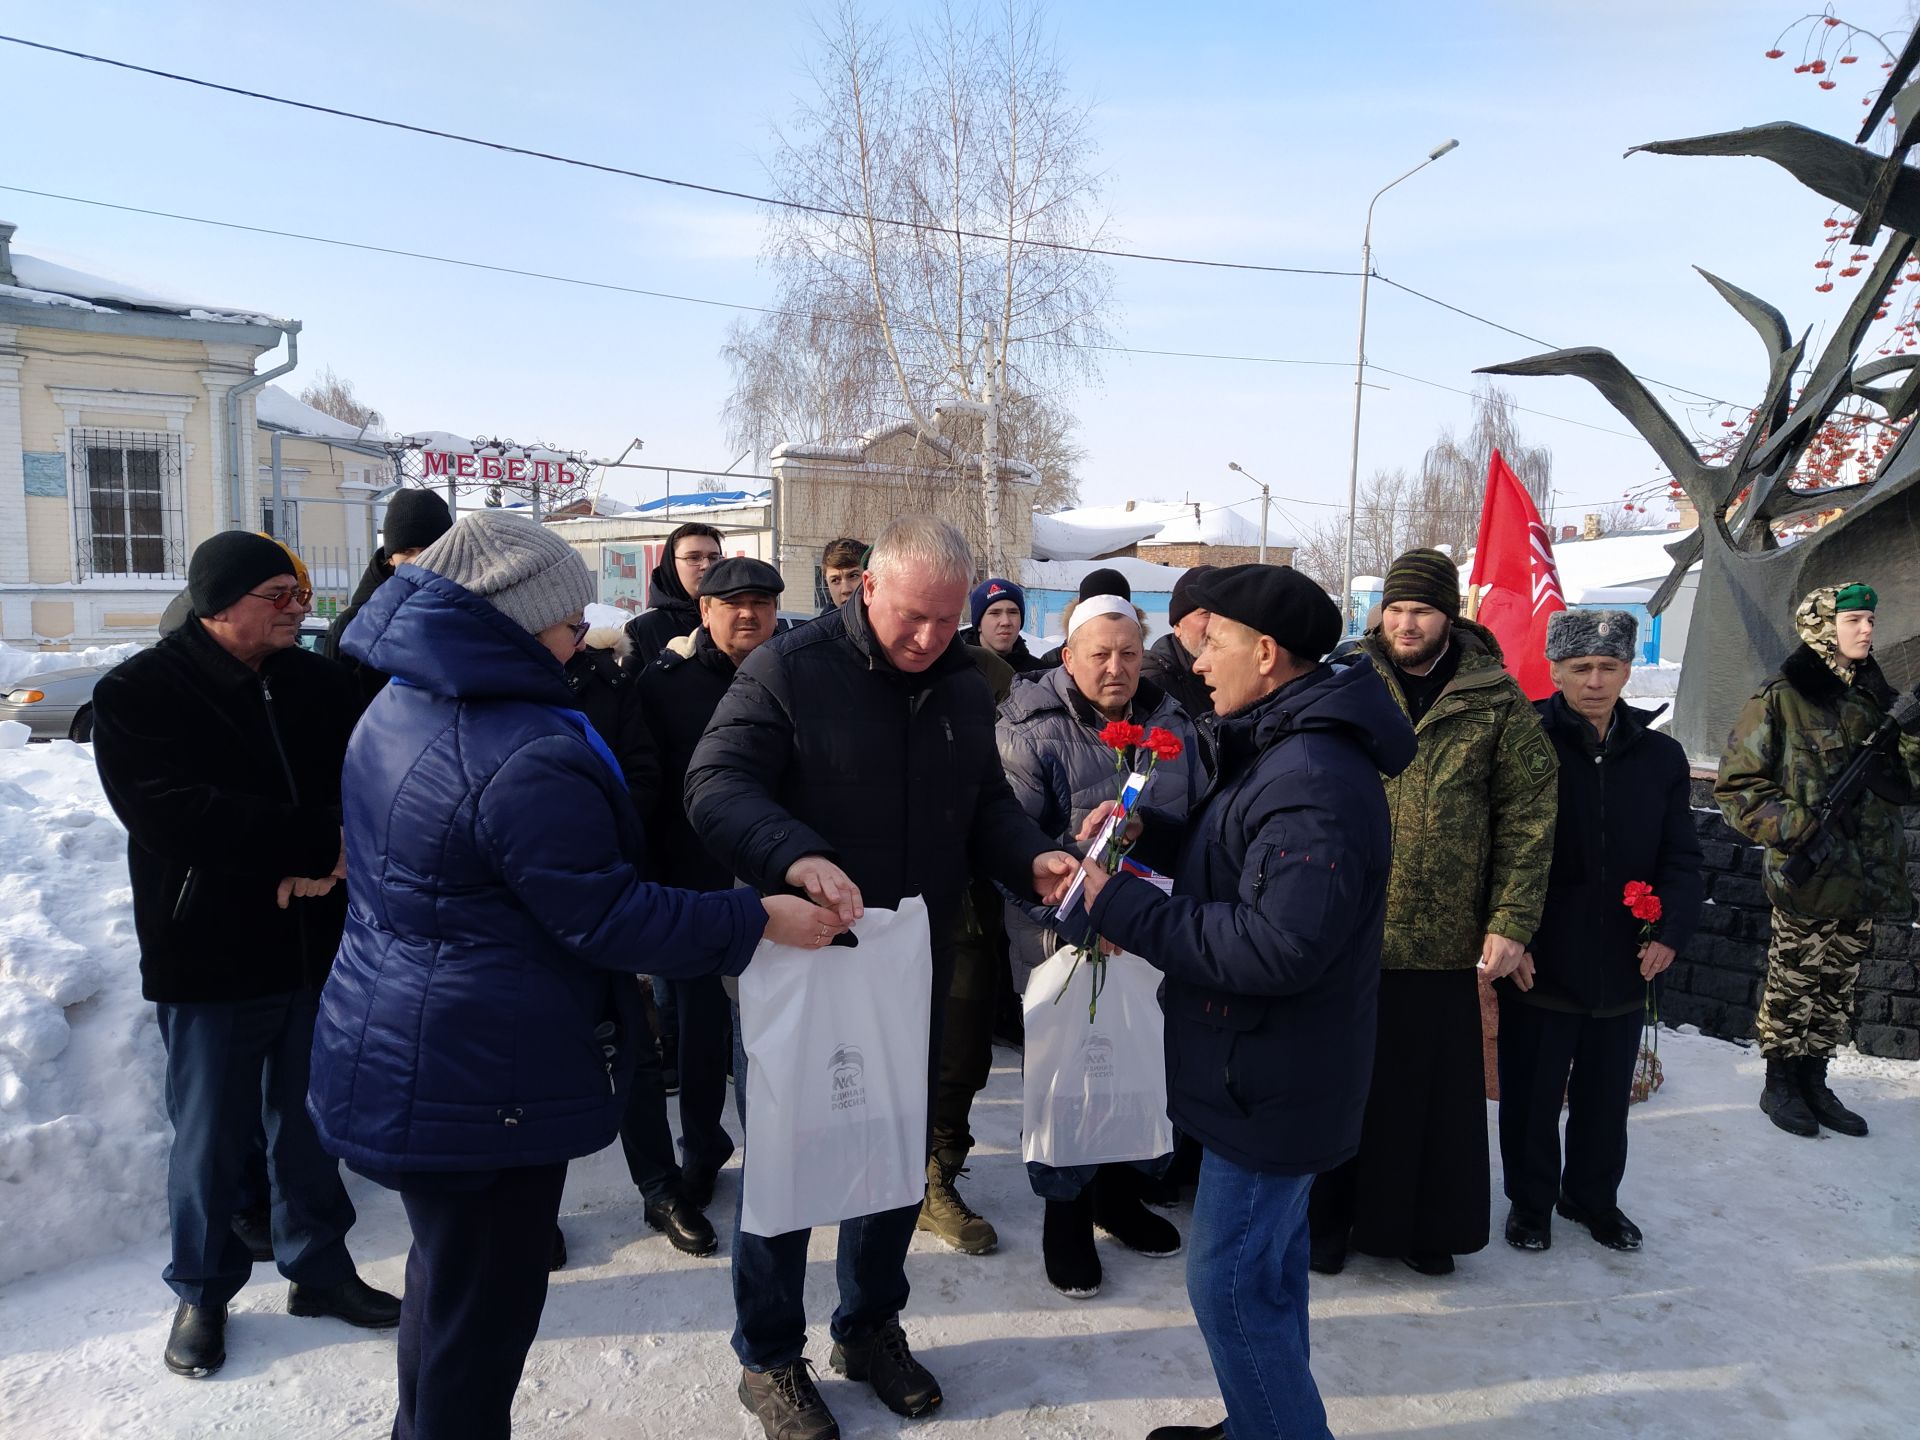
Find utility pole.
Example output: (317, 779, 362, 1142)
(1227, 461, 1271, 563)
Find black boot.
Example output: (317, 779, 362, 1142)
(738, 1359, 839, 1440)
(1504, 1205, 1551, 1252)
(1146, 1424, 1226, 1440)
(1403, 1251, 1455, 1276)
(1042, 1193, 1102, 1298)
(1798, 1056, 1868, 1136)
(550, 1224, 568, 1272)
(1555, 1193, 1642, 1251)
(1092, 1167, 1181, 1256)
(1760, 1057, 1819, 1137)
(230, 1208, 273, 1263)
(645, 1194, 717, 1255)
(829, 1320, 942, 1418)
(1308, 1230, 1348, 1276)
(163, 1301, 226, 1378)
(287, 1273, 403, 1328)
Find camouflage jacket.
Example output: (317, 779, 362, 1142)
(1714, 646, 1920, 920)
(1363, 620, 1559, 970)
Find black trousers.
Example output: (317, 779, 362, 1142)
(616, 1014, 683, 1207)
(391, 1163, 569, 1440)
(668, 974, 735, 1177)
(1495, 993, 1644, 1220)
(929, 882, 1007, 1166)
(1310, 968, 1490, 1258)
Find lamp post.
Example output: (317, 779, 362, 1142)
(1342, 139, 1459, 628)
(1226, 461, 1270, 563)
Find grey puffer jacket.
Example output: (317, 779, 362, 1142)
(996, 665, 1204, 969)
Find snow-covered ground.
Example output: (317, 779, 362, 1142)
(2, 747, 1918, 1438)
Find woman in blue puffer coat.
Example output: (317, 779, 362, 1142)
(308, 510, 842, 1440)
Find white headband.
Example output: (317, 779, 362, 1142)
(1067, 594, 1136, 640)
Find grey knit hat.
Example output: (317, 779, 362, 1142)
(413, 510, 595, 635)
(1545, 608, 1637, 663)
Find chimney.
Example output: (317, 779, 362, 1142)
(0, 221, 16, 288)
(1559, 524, 1577, 542)
(1124, 500, 1135, 512)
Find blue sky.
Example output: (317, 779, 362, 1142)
(3, 0, 1908, 532)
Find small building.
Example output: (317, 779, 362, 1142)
(1032, 500, 1296, 570)
(1016, 555, 1192, 644)
(0, 221, 301, 647)
(544, 490, 773, 614)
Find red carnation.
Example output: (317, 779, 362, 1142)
(1144, 727, 1185, 762)
(1622, 880, 1653, 903)
(1100, 720, 1146, 752)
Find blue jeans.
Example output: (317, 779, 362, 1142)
(156, 992, 357, 1307)
(1186, 1150, 1330, 1440)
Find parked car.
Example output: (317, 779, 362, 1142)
(298, 617, 331, 653)
(0, 665, 106, 741)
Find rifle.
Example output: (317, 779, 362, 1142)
(1781, 685, 1920, 887)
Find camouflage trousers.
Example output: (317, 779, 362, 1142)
(1756, 909, 1874, 1058)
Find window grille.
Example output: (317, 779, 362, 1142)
(73, 429, 186, 579)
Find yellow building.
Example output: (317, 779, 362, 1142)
(0, 220, 387, 646)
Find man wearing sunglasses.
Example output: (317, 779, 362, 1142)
(93, 531, 401, 1381)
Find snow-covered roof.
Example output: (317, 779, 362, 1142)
(1541, 529, 1699, 604)
(1016, 555, 1192, 593)
(635, 490, 770, 513)
(771, 421, 1038, 480)
(1030, 501, 1295, 561)
(255, 384, 387, 442)
(1, 248, 286, 327)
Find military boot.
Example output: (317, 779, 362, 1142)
(1798, 1056, 1868, 1136)
(1760, 1058, 1818, 1137)
(916, 1155, 997, 1255)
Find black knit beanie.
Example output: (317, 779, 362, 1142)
(1168, 564, 1216, 626)
(383, 488, 454, 555)
(1079, 567, 1132, 602)
(188, 531, 301, 618)
(1381, 548, 1460, 618)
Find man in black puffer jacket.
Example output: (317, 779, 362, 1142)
(1078, 564, 1416, 1440)
(93, 532, 401, 1380)
(323, 488, 452, 705)
(686, 516, 1075, 1440)
(1497, 610, 1702, 1256)
(623, 521, 723, 667)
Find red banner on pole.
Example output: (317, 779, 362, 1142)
(1467, 448, 1565, 700)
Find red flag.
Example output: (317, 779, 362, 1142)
(1467, 448, 1565, 700)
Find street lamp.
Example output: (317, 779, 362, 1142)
(1226, 461, 1270, 563)
(1343, 138, 1459, 628)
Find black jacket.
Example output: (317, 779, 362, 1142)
(1516, 694, 1705, 1014)
(1141, 633, 1213, 722)
(1090, 662, 1417, 1175)
(956, 626, 1049, 674)
(635, 627, 740, 891)
(622, 563, 700, 670)
(325, 549, 398, 707)
(92, 619, 359, 1003)
(563, 642, 660, 820)
(685, 598, 1056, 955)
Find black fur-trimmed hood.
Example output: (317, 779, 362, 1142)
(1780, 643, 1895, 709)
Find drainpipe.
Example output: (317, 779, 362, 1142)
(225, 320, 301, 530)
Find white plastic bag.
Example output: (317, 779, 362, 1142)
(738, 896, 932, 1237)
(1022, 945, 1173, 1168)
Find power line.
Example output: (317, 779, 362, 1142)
(0, 33, 1360, 280)
(1365, 365, 1640, 438)
(0, 184, 1359, 370)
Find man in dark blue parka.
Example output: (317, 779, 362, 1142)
(1077, 564, 1417, 1440)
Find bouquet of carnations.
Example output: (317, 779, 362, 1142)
(1050, 721, 1184, 1020)
(1624, 880, 1665, 1104)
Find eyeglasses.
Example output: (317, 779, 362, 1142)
(247, 585, 313, 611)
(677, 550, 723, 566)
(567, 620, 591, 647)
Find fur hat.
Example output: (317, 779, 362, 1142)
(413, 510, 595, 635)
(1545, 608, 1637, 663)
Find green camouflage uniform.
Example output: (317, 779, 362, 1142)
(1365, 619, 1560, 969)
(1714, 586, 1920, 1057)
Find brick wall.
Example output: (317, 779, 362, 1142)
(1661, 774, 1920, 1060)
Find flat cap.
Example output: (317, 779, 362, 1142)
(1192, 563, 1341, 660)
(700, 556, 785, 599)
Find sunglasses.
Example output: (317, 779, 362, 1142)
(567, 620, 591, 647)
(247, 585, 313, 611)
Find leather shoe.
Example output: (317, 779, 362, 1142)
(550, 1224, 568, 1272)
(1556, 1194, 1643, 1251)
(287, 1274, 403, 1328)
(163, 1301, 226, 1378)
(1505, 1206, 1551, 1252)
(1146, 1423, 1225, 1439)
(645, 1195, 718, 1256)
(1403, 1251, 1455, 1276)
(1309, 1233, 1348, 1275)
(829, 1320, 941, 1418)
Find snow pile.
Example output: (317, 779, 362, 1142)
(0, 642, 144, 690)
(0, 741, 167, 1288)
(256, 384, 387, 443)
